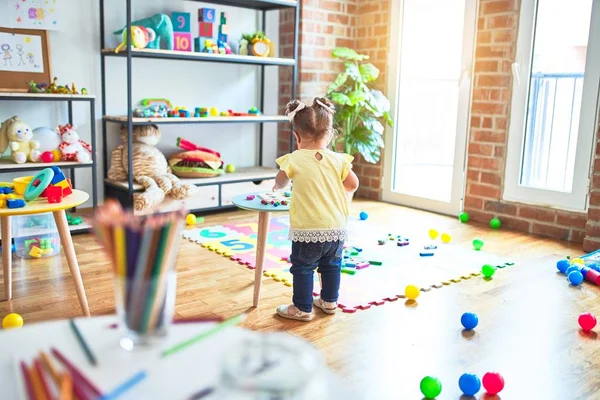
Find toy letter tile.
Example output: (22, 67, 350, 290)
(174, 32, 192, 51)
(199, 8, 216, 23)
(172, 12, 191, 32)
(218, 24, 229, 35)
(199, 22, 213, 38)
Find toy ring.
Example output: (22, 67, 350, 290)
(24, 168, 55, 201)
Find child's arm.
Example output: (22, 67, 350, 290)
(343, 170, 359, 193)
(273, 170, 291, 191)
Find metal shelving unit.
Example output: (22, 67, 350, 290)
(98, 0, 298, 212)
(0, 93, 98, 233)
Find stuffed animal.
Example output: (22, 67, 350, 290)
(107, 125, 196, 211)
(114, 26, 156, 53)
(113, 14, 174, 50)
(57, 124, 92, 163)
(0, 116, 41, 164)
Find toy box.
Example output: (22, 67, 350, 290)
(12, 213, 60, 259)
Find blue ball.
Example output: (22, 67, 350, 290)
(359, 211, 369, 221)
(568, 270, 584, 286)
(461, 312, 479, 330)
(459, 373, 481, 396)
(556, 259, 570, 273)
(565, 265, 580, 276)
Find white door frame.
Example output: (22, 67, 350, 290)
(382, 0, 477, 216)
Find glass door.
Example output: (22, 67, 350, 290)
(383, 0, 477, 215)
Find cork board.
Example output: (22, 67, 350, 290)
(0, 28, 51, 92)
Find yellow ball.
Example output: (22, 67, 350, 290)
(405, 284, 420, 300)
(572, 258, 585, 266)
(2, 313, 23, 329)
(185, 214, 197, 225)
(441, 233, 452, 243)
(209, 107, 218, 117)
(225, 164, 236, 173)
(428, 229, 438, 240)
(51, 149, 62, 162)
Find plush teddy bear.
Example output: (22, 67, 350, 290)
(0, 116, 41, 164)
(57, 124, 92, 163)
(107, 124, 196, 211)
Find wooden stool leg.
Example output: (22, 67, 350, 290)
(253, 211, 271, 307)
(53, 210, 90, 316)
(1, 216, 12, 300)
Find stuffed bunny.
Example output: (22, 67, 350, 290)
(0, 116, 40, 164)
(57, 124, 92, 163)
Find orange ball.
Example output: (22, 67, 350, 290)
(51, 150, 62, 161)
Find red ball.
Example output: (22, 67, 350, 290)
(578, 312, 597, 331)
(482, 372, 504, 395)
(40, 151, 55, 163)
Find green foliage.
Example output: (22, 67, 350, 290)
(326, 47, 394, 164)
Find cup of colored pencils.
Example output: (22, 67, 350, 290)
(92, 200, 185, 348)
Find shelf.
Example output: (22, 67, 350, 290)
(0, 160, 93, 172)
(105, 166, 278, 191)
(104, 115, 288, 125)
(102, 48, 296, 66)
(186, 0, 298, 10)
(0, 92, 95, 101)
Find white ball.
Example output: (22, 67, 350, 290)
(32, 127, 61, 153)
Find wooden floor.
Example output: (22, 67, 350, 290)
(1, 200, 598, 400)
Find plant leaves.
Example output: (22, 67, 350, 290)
(332, 47, 369, 61)
(327, 72, 348, 93)
(348, 90, 368, 106)
(368, 89, 391, 113)
(344, 62, 362, 82)
(383, 111, 394, 127)
(359, 63, 380, 82)
(330, 92, 351, 106)
(361, 118, 384, 135)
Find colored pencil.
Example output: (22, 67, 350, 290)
(51, 348, 103, 398)
(29, 362, 48, 400)
(100, 370, 147, 400)
(59, 372, 73, 400)
(161, 313, 247, 358)
(69, 319, 97, 366)
(40, 352, 61, 385)
(188, 387, 215, 400)
(114, 224, 126, 277)
(34, 359, 53, 400)
(20, 361, 36, 400)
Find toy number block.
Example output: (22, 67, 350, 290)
(172, 12, 191, 33)
(218, 24, 229, 35)
(174, 32, 192, 51)
(199, 8, 216, 23)
(218, 33, 228, 44)
(199, 22, 213, 38)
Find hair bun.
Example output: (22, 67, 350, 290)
(313, 97, 334, 114)
(285, 100, 303, 116)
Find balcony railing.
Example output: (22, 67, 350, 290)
(521, 72, 585, 192)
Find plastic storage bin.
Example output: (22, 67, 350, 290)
(13, 213, 61, 259)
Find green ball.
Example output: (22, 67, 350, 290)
(472, 238, 484, 251)
(482, 264, 496, 278)
(420, 376, 442, 399)
(459, 212, 469, 223)
(490, 217, 501, 229)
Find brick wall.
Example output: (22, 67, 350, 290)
(584, 124, 600, 251)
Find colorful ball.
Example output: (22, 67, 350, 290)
(481, 264, 496, 278)
(428, 229, 438, 240)
(482, 372, 504, 395)
(472, 238, 484, 251)
(2, 313, 23, 329)
(565, 265, 581, 276)
(405, 284, 420, 300)
(40, 151, 55, 163)
(420, 376, 442, 399)
(51, 149, 62, 161)
(578, 312, 597, 331)
(225, 164, 236, 173)
(459, 373, 481, 396)
(461, 312, 479, 330)
(441, 233, 452, 243)
(490, 217, 501, 229)
(459, 212, 469, 223)
(359, 211, 369, 221)
(185, 214, 197, 226)
(556, 259, 571, 273)
(568, 270, 584, 286)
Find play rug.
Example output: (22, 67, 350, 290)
(182, 217, 514, 313)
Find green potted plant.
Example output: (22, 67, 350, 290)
(326, 47, 394, 164)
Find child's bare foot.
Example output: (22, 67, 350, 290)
(313, 297, 337, 314)
(276, 304, 314, 321)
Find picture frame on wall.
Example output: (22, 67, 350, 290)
(0, 27, 51, 92)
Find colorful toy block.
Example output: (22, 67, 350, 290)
(29, 246, 42, 258)
(50, 166, 66, 185)
(46, 186, 63, 203)
(174, 32, 192, 51)
(172, 12, 191, 32)
(54, 178, 73, 196)
(218, 33, 228, 44)
(199, 8, 216, 23)
(199, 22, 213, 38)
(0, 186, 12, 194)
(194, 37, 203, 52)
(220, 12, 227, 25)
(7, 199, 26, 208)
(218, 24, 229, 35)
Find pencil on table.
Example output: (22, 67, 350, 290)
(51, 348, 103, 398)
(29, 361, 48, 400)
(20, 361, 36, 400)
(34, 359, 53, 400)
(69, 319, 97, 366)
(40, 351, 61, 386)
(59, 372, 73, 400)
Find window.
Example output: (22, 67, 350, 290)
(505, 0, 600, 210)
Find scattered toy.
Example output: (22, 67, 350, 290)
(2, 313, 23, 329)
(481, 264, 496, 278)
(472, 238, 484, 251)
(405, 284, 420, 300)
(459, 211, 469, 223)
(186, 214, 197, 225)
(359, 211, 368, 220)
(428, 229, 438, 240)
(482, 372, 504, 396)
(420, 376, 442, 399)
(578, 312, 597, 331)
(458, 373, 481, 397)
(461, 312, 479, 330)
(490, 217, 501, 229)
(441, 233, 452, 243)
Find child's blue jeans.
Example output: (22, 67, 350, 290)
(289, 240, 344, 313)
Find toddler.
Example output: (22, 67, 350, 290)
(274, 97, 359, 321)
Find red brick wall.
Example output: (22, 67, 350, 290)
(584, 124, 600, 251)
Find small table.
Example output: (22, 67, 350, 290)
(1, 189, 90, 316)
(232, 193, 289, 307)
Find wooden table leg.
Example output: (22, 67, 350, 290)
(53, 210, 90, 316)
(253, 211, 271, 307)
(1, 216, 12, 300)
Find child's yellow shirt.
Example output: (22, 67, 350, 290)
(276, 149, 353, 243)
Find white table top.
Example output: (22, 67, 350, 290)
(0, 316, 355, 400)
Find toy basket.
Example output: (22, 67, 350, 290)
(12, 213, 61, 259)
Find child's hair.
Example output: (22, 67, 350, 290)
(286, 97, 335, 142)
